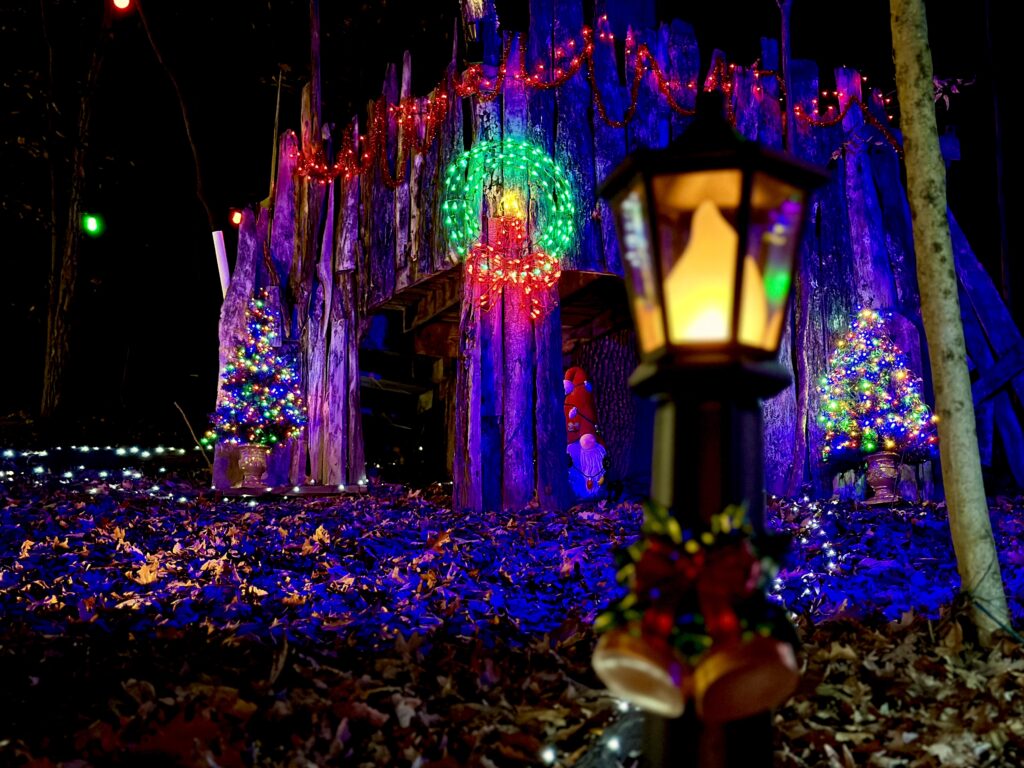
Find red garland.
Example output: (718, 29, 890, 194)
(464, 217, 561, 319)
(293, 16, 901, 188)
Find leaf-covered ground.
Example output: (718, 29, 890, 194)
(0, 446, 1022, 766)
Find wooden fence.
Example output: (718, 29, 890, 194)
(214, 0, 1024, 503)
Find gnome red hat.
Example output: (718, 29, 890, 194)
(564, 366, 602, 445)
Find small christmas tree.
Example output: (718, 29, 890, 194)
(204, 289, 307, 447)
(819, 308, 937, 463)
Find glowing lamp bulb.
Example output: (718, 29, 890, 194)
(113, 0, 131, 9)
(229, 209, 244, 226)
(664, 200, 766, 345)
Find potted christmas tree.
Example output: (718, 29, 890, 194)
(819, 308, 938, 503)
(204, 288, 307, 487)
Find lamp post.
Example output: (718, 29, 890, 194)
(592, 91, 827, 766)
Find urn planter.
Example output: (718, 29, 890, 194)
(864, 450, 900, 505)
(237, 444, 270, 487)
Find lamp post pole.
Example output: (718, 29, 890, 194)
(635, 364, 790, 767)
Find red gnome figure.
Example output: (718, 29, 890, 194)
(563, 366, 602, 445)
(564, 366, 607, 498)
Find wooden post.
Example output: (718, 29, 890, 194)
(306, 177, 334, 482)
(395, 50, 414, 293)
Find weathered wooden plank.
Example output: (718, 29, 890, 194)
(260, 288, 297, 486)
(336, 118, 361, 272)
(306, 178, 335, 482)
(535, 285, 571, 509)
(973, 342, 1024, 405)
(626, 24, 668, 153)
(370, 64, 400, 307)
(291, 85, 328, 484)
(756, 38, 783, 149)
(213, 208, 268, 490)
(950, 212, 1024, 387)
(501, 290, 533, 508)
(993, 393, 1024, 488)
(359, 113, 374, 316)
(454, 276, 483, 511)
(408, 95, 429, 283)
(432, 48, 463, 275)
(864, 88, 920, 314)
(553, 0, 596, 272)
(732, 64, 761, 142)
(960, 283, 996, 467)
(663, 18, 699, 142)
(394, 50, 414, 293)
(590, 0, 627, 276)
(836, 67, 897, 312)
(527, 0, 556, 154)
(269, 131, 299, 301)
(475, 42, 507, 512)
(950, 211, 1024, 481)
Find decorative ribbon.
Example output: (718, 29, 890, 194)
(464, 216, 562, 319)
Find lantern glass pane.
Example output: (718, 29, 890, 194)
(651, 170, 742, 345)
(740, 173, 806, 352)
(614, 183, 665, 355)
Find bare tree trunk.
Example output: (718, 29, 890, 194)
(40, 4, 109, 418)
(890, 0, 1010, 642)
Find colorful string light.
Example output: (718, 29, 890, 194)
(204, 289, 307, 448)
(292, 15, 901, 187)
(818, 308, 938, 463)
(440, 137, 576, 261)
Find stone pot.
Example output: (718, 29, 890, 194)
(237, 444, 270, 487)
(864, 450, 899, 505)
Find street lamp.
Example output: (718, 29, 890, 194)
(592, 91, 827, 762)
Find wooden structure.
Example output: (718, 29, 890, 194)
(215, 0, 1024, 502)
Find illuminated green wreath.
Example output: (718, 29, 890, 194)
(440, 137, 576, 260)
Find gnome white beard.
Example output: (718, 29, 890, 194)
(577, 433, 606, 487)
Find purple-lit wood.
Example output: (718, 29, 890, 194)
(395, 50, 414, 294)
(218, 0, 1024, 504)
(305, 177, 334, 482)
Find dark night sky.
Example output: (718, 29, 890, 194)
(0, 0, 1003, 441)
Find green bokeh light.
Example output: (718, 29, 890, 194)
(82, 213, 105, 237)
